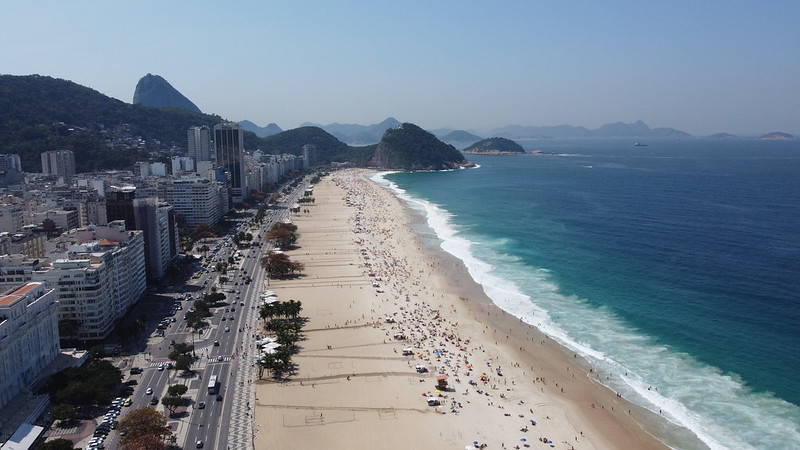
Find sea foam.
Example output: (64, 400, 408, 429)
(372, 171, 800, 450)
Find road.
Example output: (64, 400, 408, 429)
(107, 180, 309, 450)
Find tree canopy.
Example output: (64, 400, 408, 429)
(118, 407, 172, 450)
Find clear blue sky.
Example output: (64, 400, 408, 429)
(3, 1, 798, 135)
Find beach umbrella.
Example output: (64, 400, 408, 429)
(520, 438, 527, 442)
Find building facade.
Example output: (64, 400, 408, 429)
(133, 198, 179, 280)
(105, 186, 137, 231)
(0, 154, 22, 172)
(158, 177, 223, 227)
(188, 126, 211, 164)
(40, 150, 76, 181)
(0, 282, 60, 409)
(34, 221, 145, 341)
(214, 123, 246, 203)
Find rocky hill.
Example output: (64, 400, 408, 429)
(132, 74, 201, 113)
(368, 123, 469, 170)
(239, 120, 283, 137)
(758, 132, 793, 140)
(302, 117, 401, 144)
(440, 130, 483, 143)
(259, 126, 356, 164)
(463, 137, 525, 154)
(0, 74, 227, 171)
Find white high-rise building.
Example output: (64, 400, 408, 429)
(188, 126, 211, 164)
(171, 156, 195, 175)
(34, 221, 145, 340)
(0, 282, 60, 409)
(158, 177, 223, 227)
(41, 150, 76, 181)
(133, 198, 179, 280)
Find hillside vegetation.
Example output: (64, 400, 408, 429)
(463, 137, 525, 154)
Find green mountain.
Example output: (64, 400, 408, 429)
(0, 74, 227, 171)
(368, 123, 468, 170)
(259, 126, 358, 164)
(463, 137, 525, 154)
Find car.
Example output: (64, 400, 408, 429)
(150, 397, 158, 405)
(224, 327, 230, 332)
(197, 401, 206, 409)
(217, 356, 224, 361)
(214, 340, 220, 346)
(129, 368, 142, 374)
(145, 387, 153, 395)
(221, 317, 226, 321)
(196, 440, 204, 448)
(171, 318, 176, 322)
(230, 307, 235, 312)
(124, 379, 137, 386)
(216, 394, 223, 401)
(157, 364, 165, 371)
(240, 302, 245, 306)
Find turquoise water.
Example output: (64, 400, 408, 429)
(375, 138, 800, 449)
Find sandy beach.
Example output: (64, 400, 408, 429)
(253, 169, 669, 450)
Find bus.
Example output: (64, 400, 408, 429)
(207, 375, 218, 394)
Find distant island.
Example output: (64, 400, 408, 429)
(758, 132, 793, 140)
(463, 137, 525, 154)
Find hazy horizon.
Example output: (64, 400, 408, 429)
(2, 1, 798, 136)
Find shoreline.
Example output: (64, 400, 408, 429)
(253, 169, 673, 450)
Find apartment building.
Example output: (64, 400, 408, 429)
(0, 282, 60, 409)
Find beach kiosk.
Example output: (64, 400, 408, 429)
(436, 374, 449, 390)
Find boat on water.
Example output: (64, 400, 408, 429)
(634, 142, 647, 147)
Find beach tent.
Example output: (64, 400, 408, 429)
(436, 374, 449, 389)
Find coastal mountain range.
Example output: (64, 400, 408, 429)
(0, 73, 794, 173)
(267, 118, 694, 144)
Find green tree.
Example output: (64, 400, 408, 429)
(160, 396, 183, 416)
(167, 384, 188, 397)
(51, 404, 77, 425)
(37, 438, 76, 450)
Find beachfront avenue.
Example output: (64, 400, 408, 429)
(92, 179, 310, 450)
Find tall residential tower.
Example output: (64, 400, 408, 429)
(214, 122, 245, 203)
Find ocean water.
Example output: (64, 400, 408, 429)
(373, 138, 800, 450)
